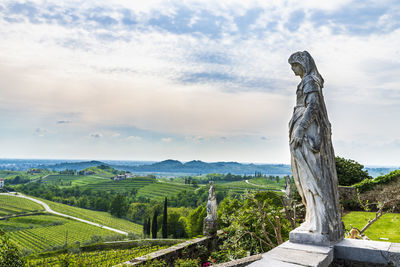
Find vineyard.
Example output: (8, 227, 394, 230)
(44, 174, 109, 187)
(215, 180, 284, 195)
(84, 177, 155, 192)
(36, 198, 142, 234)
(3, 214, 120, 253)
(0, 195, 44, 216)
(26, 245, 168, 266)
(136, 182, 195, 200)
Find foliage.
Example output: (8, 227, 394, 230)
(185, 206, 206, 238)
(174, 258, 200, 266)
(220, 191, 290, 259)
(0, 230, 25, 267)
(26, 245, 168, 266)
(167, 212, 187, 238)
(162, 197, 168, 238)
(354, 170, 400, 193)
(152, 210, 158, 239)
(335, 156, 371, 186)
(110, 194, 129, 217)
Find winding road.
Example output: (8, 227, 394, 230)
(0, 193, 128, 235)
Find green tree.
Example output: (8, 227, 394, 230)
(220, 191, 290, 259)
(162, 197, 168, 238)
(0, 230, 25, 266)
(151, 210, 158, 239)
(186, 206, 206, 237)
(110, 194, 128, 217)
(335, 156, 371, 186)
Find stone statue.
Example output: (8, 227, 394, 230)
(288, 51, 343, 245)
(203, 181, 217, 235)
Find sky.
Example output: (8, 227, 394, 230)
(0, 0, 399, 166)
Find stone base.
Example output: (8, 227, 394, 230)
(248, 241, 333, 267)
(203, 218, 217, 236)
(289, 228, 338, 247)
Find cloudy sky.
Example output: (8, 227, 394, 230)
(0, 0, 399, 165)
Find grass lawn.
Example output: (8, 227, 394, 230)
(342, 211, 400, 243)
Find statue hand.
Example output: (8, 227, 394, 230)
(293, 126, 305, 148)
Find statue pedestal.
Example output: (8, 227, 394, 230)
(203, 217, 217, 236)
(289, 228, 342, 247)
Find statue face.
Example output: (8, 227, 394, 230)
(291, 63, 304, 77)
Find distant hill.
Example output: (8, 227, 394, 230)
(114, 159, 292, 175)
(39, 160, 107, 171)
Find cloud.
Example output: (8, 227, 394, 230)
(0, 0, 399, 164)
(111, 133, 121, 138)
(127, 135, 142, 141)
(161, 137, 172, 142)
(89, 133, 102, 138)
(57, 120, 71, 124)
(34, 128, 47, 137)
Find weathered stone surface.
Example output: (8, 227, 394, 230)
(334, 238, 392, 264)
(249, 256, 304, 267)
(213, 254, 262, 267)
(248, 241, 333, 267)
(288, 51, 343, 245)
(289, 228, 332, 247)
(203, 181, 217, 236)
(388, 242, 400, 266)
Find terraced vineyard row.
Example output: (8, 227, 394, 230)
(0, 195, 44, 216)
(26, 245, 169, 266)
(36, 198, 142, 234)
(136, 182, 194, 200)
(5, 215, 120, 253)
(84, 177, 155, 192)
(44, 175, 108, 187)
(215, 180, 284, 195)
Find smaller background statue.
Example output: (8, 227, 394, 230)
(203, 181, 218, 236)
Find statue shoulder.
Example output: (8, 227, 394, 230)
(302, 76, 319, 94)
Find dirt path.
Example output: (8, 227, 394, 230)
(0, 193, 128, 235)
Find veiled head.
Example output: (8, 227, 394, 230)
(288, 51, 324, 87)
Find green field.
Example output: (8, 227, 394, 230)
(214, 180, 284, 195)
(84, 177, 155, 192)
(248, 176, 286, 188)
(342, 211, 400, 243)
(35, 198, 142, 234)
(44, 174, 109, 187)
(0, 195, 44, 217)
(136, 181, 195, 200)
(3, 214, 120, 253)
(26, 245, 168, 266)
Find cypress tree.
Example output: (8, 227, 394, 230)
(143, 218, 147, 237)
(147, 218, 151, 236)
(162, 197, 168, 238)
(151, 211, 158, 239)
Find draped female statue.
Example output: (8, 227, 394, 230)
(288, 51, 343, 245)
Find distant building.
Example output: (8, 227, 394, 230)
(83, 171, 96, 175)
(113, 174, 126, 181)
(27, 168, 42, 174)
(0, 178, 4, 188)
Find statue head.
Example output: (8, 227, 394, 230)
(288, 51, 324, 88)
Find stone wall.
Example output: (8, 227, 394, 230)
(338, 186, 357, 202)
(121, 233, 220, 266)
